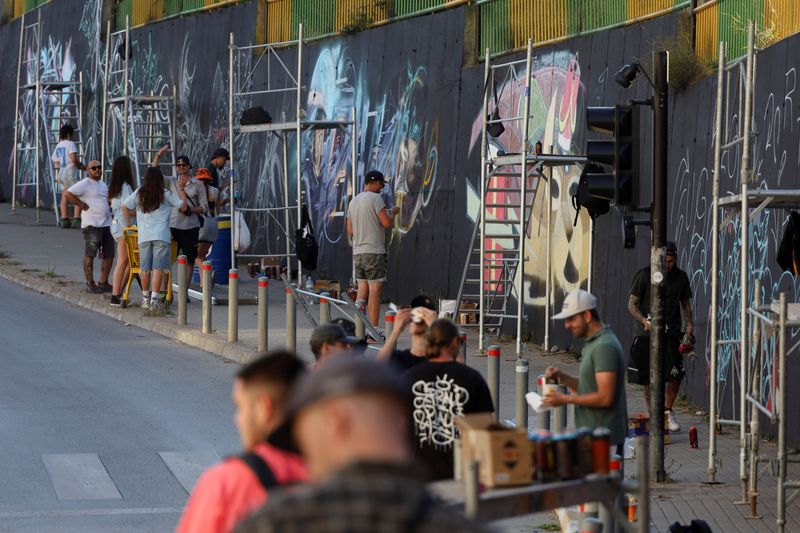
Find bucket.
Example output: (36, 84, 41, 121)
(193, 215, 232, 285)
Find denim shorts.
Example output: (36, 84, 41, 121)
(139, 240, 171, 272)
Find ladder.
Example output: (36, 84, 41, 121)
(41, 75, 84, 225)
(11, 11, 43, 222)
(101, 16, 176, 184)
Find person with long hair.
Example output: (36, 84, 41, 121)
(122, 167, 187, 315)
(108, 156, 137, 306)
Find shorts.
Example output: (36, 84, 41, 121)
(110, 218, 134, 241)
(83, 226, 115, 259)
(354, 253, 387, 282)
(198, 216, 219, 244)
(139, 240, 171, 272)
(171, 227, 200, 264)
(56, 167, 79, 191)
(628, 334, 684, 385)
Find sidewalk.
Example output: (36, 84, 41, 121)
(0, 205, 796, 531)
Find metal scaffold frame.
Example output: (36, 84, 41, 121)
(455, 39, 586, 357)
(228, 24, 357, 285)
(708, 23, 800, 532)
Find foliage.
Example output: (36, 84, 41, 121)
(660, 12, 710, 93)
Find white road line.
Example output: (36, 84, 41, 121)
(41, 454, 122, 501)
(0, 507, 184, 519)
(158, 450, 220, 494)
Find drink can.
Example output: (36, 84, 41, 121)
(628, 496, 638, 522)
(689, 426, 699, 448)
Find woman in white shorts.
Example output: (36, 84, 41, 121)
(122, 167, 187, 315)
(108, 156, 137, 306)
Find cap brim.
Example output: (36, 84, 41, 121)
(552, 306, 594, 320)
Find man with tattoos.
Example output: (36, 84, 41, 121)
(627, 241, 694, 432)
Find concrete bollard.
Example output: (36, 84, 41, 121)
(285, 287, 296, 351)
(385, 311, 396, 349)
(355, 312, 365, 339)
(453, 438, 462, 480)
(227, 268, 238, 342)
(202, 261, 212, 334)
(460, 331, 468, 363)
(487, 345, 500, 420)
(464, 460, 480, 519)
(257, 277, 268, 352)
(515, 358, 529, 431)
(579, 517, 603, 533)
(177, 255, 187, 326)
(319, 292, 331, 324)
(536, 375, 551, 431)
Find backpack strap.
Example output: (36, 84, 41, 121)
(238, 452, 279, 490)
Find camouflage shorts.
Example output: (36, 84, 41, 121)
(354, 253, 387, 282)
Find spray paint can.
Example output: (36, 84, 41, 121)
(689, 426, 699, 448)
(628, 496, 638, 522)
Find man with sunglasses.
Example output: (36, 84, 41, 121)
(63, 161, 115, 294)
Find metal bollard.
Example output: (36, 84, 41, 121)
(460, 331, 468, 363)
(285, 287, 296, 351)
(385, 311, 396, 349)
(257, 277, 268, 352)
(453, 438, 462, 481)
(319, 292, 330, 324)
(552, 386, 567, 434)
(487, 345, 500, 420)
(579, 517, 603, 533)
(227, 268, 238, 342)
(536, 375, 551, 431)
(355, 312, 365, 339)
(202, 261, 212, 334)
(177, 255, 187, 326)
(515, 358, 529, 431)
(464, 460, 480, 519)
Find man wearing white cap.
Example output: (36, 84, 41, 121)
(541, 289, 628, 450)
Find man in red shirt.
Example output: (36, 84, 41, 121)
(176, 351, 309, 533)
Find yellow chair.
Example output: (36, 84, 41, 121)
(122, 226, 176, 306)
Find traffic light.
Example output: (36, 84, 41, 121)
(584, 104, 640, 206)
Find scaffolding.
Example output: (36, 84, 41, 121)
(11, 10, 84, 225)
(455, 39, 586, 357)
(708, 23, 800, 532)
(227, 24, 357, 284)
(101, 16, 176, 185)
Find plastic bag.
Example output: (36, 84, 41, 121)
(234, 211, 251, 252)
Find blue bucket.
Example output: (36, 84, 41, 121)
(193, 215, 233, 285)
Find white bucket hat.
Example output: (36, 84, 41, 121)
(552, 289, 598, 320)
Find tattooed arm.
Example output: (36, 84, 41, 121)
(628, 294, 651, 331)
(681, 298, 694, 337)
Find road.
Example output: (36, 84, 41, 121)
(0, 278, 240, 532)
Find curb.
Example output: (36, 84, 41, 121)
(0, 263, 258, 365)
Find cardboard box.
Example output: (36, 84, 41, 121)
(457, 413, 533, 487)
(457, 302, 478, 325)
(314, 279, 341, 293)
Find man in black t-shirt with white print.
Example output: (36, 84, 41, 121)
(403, 318, 494, 481)
(378, 294, 438, 371)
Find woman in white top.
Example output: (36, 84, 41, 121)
(122, 167, 187, 315)
(108, 156, 137, 306)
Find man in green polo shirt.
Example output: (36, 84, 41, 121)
(541, 289, 628, 450)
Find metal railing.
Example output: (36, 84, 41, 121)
(2, 0, 49, 21)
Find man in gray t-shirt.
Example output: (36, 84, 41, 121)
(346, 170, 399, 327)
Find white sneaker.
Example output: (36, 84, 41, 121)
(666, 409, 681, 432)
(141, 298, 150, 310)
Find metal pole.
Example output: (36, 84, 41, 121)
(177, 255, 187, 326)
(295, 24, 304, 285)
(385, 310, 396, 349)
(516, 39, 533, 358)
(34, 17, 40, 223)
(536, 375, 551, 431)
(257, 277, 268, 351)
(319, 292, 331, 324)
(738, 23, 755, 502)
(202, 261, 212, 334)
(544, 146, 553, 351)
(227, 268, 238, 342)
(464, 460, 480, 519)
(100, 19, 110, 180)
(123, 16, 130, 157)
(11, 12, 25, 214)
(478, 48, 490, 355)
(487, 345, 500, 419)
(708, 40, 726, 484)
(649, 50, 669, 483)
(228, 32, 237, 274)
(282, 133, 291, 279)
(748, 278, 761, 517)
(637, 435, 650, 533)
(350, 105, 357, 284)
(285, 287, 296, 351)
(515, 358, 529, 431)
(777, 292, 787, 532)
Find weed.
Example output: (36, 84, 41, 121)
(4, 260, 22, 266)
(0, 251, 10, 259)
(21, 268, 41, 273)
(341, 9, 374, 35)
(535, 523, 561, 532)
(659, 12, 710, 92)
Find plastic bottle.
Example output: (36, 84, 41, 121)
(304, 277, 315, 305)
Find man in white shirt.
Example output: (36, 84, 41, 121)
(51, 124, 85, 228)
(63, 161, 115, 294)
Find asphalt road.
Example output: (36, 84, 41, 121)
(0, 277, 241, 532)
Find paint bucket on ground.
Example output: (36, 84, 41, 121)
(193, 215, 232, 285)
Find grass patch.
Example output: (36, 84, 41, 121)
(21, 268, 41, 273)
(0, 251, 11, 259)
(3, 260, 22, 266)
(658, 12, 711, 93)
(42, 271, 62, 279)
(535, 523, 561, 532)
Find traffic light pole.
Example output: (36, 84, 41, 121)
(650, 50, 669, 483)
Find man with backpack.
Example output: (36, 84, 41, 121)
(176, 351, 308, 533)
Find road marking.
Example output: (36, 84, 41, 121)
(41, 454, 122, 501)
(0, 507, 183, 519)
(159, 450, 220, 494)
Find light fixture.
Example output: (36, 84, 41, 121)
(615, 62, 640, 89)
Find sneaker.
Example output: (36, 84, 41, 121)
(141, 298, 151, 310)
(110, 295, 122, 306)
(98, 282, 113, 293)
(85, 282, 104, 294)
(59, 218, 71, 229)
(147, 300, 164, 317)
(70, 218, 81, 229)
(666, 409, 681, 432)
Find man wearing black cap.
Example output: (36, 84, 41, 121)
(346, 170, 399, 328)
(235, 358, 487, 533)
(378, 294, 438, 371)
(627, 241, 694, 432)
(206, 147, 230, 189)
(309, 323, 361, 368)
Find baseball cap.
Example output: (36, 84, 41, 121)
(195, 168, 212, 181)
(175, 155, 192, 167)
(552, 289, 598, 320)
(409, 294, 436, 311)
(211, 147, 230, 161)
(309, 324, 362, 355)
(666, 241, 678, 256)
(364, 170, 385, 183)
(268, 357, 409, 453)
